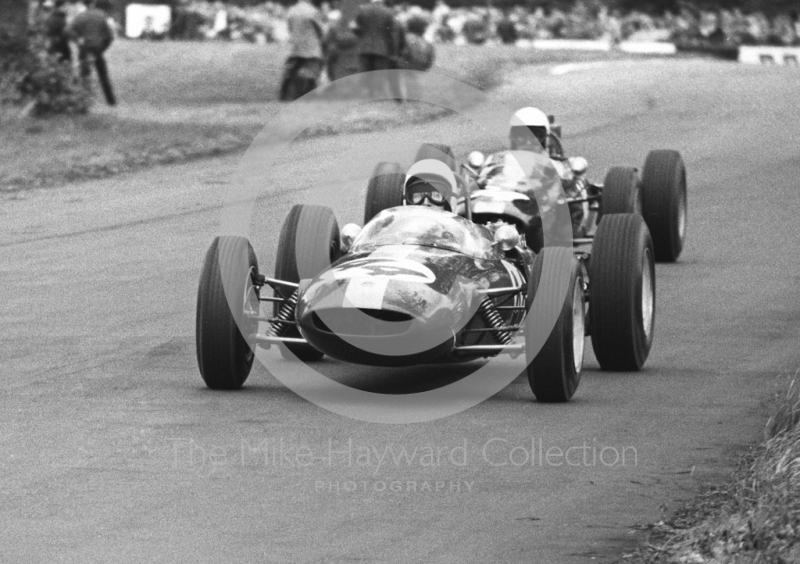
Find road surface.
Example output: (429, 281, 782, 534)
(1, 59, 799, 563)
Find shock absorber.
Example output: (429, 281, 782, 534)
(270, 290, 299, 337)
(478, 297, 513, 345)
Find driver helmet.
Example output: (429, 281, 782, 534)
(404, 159, 457, 212)
(509, 107, 550, 151)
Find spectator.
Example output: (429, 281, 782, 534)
(773, 13, 797, 46)
(210, 1, 228, 39)
(46, 0, 72, 62)
(496, 10, 518, 45)
(400, 14, 434, 71)
(793, 11, 800, 45)
(325, 8, 361, 82)
(64, 0, 86, 25)
(280, 0, 325, 100)
(68, 0, 116, 106)
(353, 0, 406, 100)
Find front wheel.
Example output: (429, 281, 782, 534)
(274, 204, 341, 361)
(600, 166, 641, 218)
(364, 161, 405, 224)
(641, 149, 687, 262)
(196, 236, 259, 390)
(590, 213, 655, 371)
(525, 246, 585, 402)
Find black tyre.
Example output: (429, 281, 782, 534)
(525, 247, 585, 402)
(196, 236, 259, 390)
(274, 204, 340, 361)
(600, 166, 641, 219)
(414, 143, 456, 171)
(364, 162, 405, 224)
(641, 150, 687, 262)
(282, 78, 301, 101)
(590, 214, 655, 371)
(525, 222, 544, 254)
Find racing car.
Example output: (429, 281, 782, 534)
(195, 145, 656, 402)
(462, 117, 688, 263)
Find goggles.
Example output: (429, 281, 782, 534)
(407, 189, 446, 205)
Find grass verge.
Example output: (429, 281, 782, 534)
(1, 41, 639, 192)
(621, 371, 800, 564)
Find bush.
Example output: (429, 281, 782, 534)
(462, 19, 489, 44)
(0, 20, 91, 117)
(406, 14, 430, 36)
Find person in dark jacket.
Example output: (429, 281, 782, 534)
(496, 11, 518, 45)
(325, 22, 361, 82)
(68, 0, 116, 105)
(46, 0, 72, 62)
(280, 0, 326, 101)
(352, 0, 405, 99)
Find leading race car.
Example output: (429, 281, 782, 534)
(195, 146, 656, 403)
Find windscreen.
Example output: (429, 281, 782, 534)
(351, 206, 498, 260)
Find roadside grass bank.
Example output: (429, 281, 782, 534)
(0, 41, 640, 192)
(622, 371, 800, 564)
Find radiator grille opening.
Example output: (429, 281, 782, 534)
(312, 308, 413, 336)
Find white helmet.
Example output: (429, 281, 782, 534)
(404, 159, 458, 211)
(509, 107, 550, 150)
(509, 107, 550, 133)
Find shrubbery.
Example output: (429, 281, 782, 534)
(0, 22, 91, 117)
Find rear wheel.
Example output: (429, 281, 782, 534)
(525, 220, 544, 254)
(274, 204, 341, 361)
(196, 236, 259, 390)
(590, 213, 655, 371)
(600, 166, 641, 218)
(364, 162, 405, 224)
(641, 149, 687, 262)
(414, 143, 456, 171)
(525, 247, 585, 402)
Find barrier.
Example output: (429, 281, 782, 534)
(125, 4, 171, 39)
(530, 39, 611, 51)
(739, 46, 800, 65)
(618, 41, 677, 55)
(517, 38, 678, 55)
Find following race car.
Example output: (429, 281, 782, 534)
(195, 145, 657, 403)
(462, 111, 688, 262)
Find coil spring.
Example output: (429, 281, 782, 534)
(271, 290, 299, 337)
(478, 297, 513, 345)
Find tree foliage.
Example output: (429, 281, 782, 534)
(0, 20, 91, 116)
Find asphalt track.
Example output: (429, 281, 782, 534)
(2, 59, 800, 563)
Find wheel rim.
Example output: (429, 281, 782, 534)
(633, 186, 642, 215)
(242, 267, 260, 362)
(641, 249, 654, 341)
(571, 279, 586, 373)
(677, 188, 687, 243)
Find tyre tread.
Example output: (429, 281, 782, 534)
(589, 214, 654, 371)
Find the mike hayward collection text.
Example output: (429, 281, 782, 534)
(167, 437, 638, 473)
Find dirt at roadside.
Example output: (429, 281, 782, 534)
(617, 374, 800, 564)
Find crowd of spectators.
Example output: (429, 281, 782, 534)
(166, 0, 800, 48)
